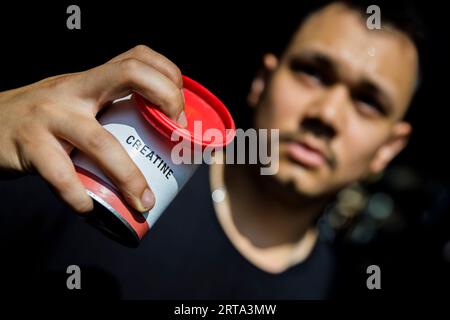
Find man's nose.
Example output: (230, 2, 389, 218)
(300, 84, 349, 140)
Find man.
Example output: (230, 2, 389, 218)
(219, 0, 419, 273)
(0, 0, 422, 298)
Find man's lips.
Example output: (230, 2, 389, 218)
(284, 140, 328, 169)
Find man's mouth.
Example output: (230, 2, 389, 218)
(283, 138, 330, 169)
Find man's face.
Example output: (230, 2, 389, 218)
(252, 3, 418, 197)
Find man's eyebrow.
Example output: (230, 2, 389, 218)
(290, 51, 336, 71)
(289, 50, 395, 115)
(358, 79, 395, 115)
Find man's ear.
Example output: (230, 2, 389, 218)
(368, 121, 412, 175)
(247, 53, 278, 107)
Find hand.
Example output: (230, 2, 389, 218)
(0, 45, 186, 214)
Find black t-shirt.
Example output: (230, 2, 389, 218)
(0, 165, 336, 299)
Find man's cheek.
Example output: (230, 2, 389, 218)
(343, 124, 386, 168)
(337, 142, 377, 182)
(257, 99, 297, 130)
(270, 76, 307, 117)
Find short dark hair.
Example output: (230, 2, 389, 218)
(267, 0, 425, 120)
(341, 0, 425, 88)
(344, 1, 424, 47)
(271, 0, 425, 69)
(236, 1, 426, 128)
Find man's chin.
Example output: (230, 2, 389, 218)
(272, 162, 331, 198)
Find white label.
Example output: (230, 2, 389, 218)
(72, 96, 198, 227)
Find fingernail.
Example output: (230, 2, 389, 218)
(177, 110, 187, 128)
(140, 188, 154, 212)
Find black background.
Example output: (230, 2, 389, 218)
(0, 1, 448, 181)
(0, 0, 449, 301)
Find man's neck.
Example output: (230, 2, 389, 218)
(210, 162, 328, 273)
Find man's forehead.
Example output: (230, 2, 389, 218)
(284, 3, 419, 117)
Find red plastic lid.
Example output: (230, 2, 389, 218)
(134, 75, 235, 148)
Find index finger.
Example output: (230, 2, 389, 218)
(108, 45, 183, 89)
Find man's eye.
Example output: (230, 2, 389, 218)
(289, 60, 325, 85)
(354, 94, 385, 116)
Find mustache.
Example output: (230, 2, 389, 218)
(278, 132, 337, 169)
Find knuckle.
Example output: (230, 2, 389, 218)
(27, 102, 49, 118)
(74, 198, 94, 214)
(36, 101, 56, 117)
(154, 53, 182, 88)
(22, 96, 59, 123)
(132, 44, 151, 56)
(16, 125, 39, 149)
(162, 87, 183, 113)
(131, 45, 182, 88)
(52, 169, 75, 191)
(119, 166, 146, 192)
(85, 127, 113, 151)
(169, 63, 183, 86)
(170, 66, 183, 88)
(118, 58, 141, 81)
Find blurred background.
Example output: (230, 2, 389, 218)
(0, 0, 448, 299)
